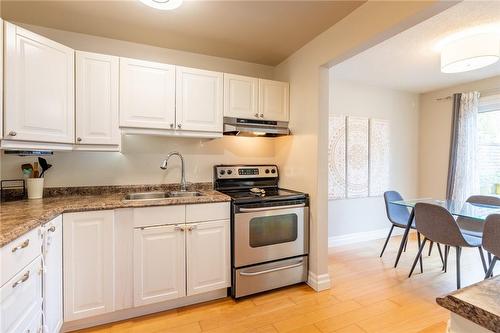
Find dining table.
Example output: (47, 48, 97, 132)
(389, 198, 500, 268)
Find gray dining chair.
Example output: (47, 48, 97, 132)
(381, 191, 423, 258)
(457, 195, 500, 238)
(483, 214, 500, 279)
(410, 203, 488, 289)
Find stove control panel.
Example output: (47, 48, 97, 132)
(215, 165, 278, 179)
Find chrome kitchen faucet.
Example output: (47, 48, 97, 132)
(160, 152, 187, 191)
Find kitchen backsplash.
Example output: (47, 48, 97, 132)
(1, 135, 277, 187)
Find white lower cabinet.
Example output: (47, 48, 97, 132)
(186, 220, 230, 295)
(133, 225, 186, 306)
(132, 203, 230, 306)
(59, 203, 229, 327)
(43, 216, 63, 333)
(0, 257, 43, 333)
(63, 210, 115, 321)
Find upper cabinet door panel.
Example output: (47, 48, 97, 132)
(176, 66, 223, 133)
(4, 22, 74, 143)
(223, 74, 258, 119)
(258, 79, 289, 122)
(119, 58, 176, 129)
(76, 51, 119, 145)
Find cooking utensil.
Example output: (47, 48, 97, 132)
(21, 164, 33, 178)
(38, 157, 52, 178)
(33, 162, 40, 178)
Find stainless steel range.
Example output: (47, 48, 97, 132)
(214, 164, 309, 298)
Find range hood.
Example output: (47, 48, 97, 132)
(223, 117, 290, 137)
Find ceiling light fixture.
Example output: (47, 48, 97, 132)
(138, 0, 183, 10)
(440, 32, 500, 73)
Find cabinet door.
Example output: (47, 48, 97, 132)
(43, 216, 63, 333)
(76, 51, 119, 145)
(133, 225, 185, 306)
(258, 79, 289, 122)
(186, 220, 230, 296)
(4, 22, 74, 143)
(223, 74, 258, 119)
(63, 211, 115, 322)
(120, 57, 176, 129)
(176, 66, 223, 132)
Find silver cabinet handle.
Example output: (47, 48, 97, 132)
(12, 270, 30, 288)
(259, 114, 264, 118)
(239, 261, 303, 276)
(174, 225, 185, 231)
(177, 124, 182, 129)
(254, 113, 259, 118)
(8, 131, 17, 136)
(186, 224, 197, 231)
(48, 226, 56, 232)
(77, 137, 82, 142)
(12, 239, 30, 253)
(239, 203, 305, 213)
(170, 123, 174, 129)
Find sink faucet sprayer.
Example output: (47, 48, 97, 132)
(160, 152, 187, 191)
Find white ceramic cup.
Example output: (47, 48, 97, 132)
(27, 178, 44, 199)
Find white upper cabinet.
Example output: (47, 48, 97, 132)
(176, 66, 223, 133)
(4, 22, 75, 143)
(258, 79, 289, 122)
(223, 74, 258, 120)
(76, 51, 120, 147)
(133, 225, 186, 306)
(120, 57, 176, 130)
(186, 220, 230, 296)
(63, 211, 115, 322)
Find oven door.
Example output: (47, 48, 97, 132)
(233, 202, 309, 267)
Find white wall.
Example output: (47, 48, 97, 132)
(273, 1, 450, 289)
(17, 23, 274, 79)
(328, 78, 419, 237)
(0, 24, 276, 186)
(418, 75, 500, 198)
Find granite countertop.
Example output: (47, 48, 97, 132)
(0, 183, 230, 247)
(437, 276, 500, 332)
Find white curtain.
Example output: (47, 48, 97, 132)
(447, 92, 480, 203)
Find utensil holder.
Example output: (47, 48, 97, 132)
(27, 178, 44, 199)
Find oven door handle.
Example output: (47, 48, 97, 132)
(238, 203, 305, 212)
(239, 261, 304, 276)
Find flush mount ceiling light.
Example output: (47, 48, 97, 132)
(138, 0, 183, 10)
(440, 33, 500, 73)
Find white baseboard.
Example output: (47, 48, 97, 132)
(307, 271, 331, 291)
(328, 227, 409, 247)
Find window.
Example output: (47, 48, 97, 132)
(478, 94, 500, 195)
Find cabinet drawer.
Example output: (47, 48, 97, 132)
(20, 309, 42, 333)
(1, 227, 42, 287)
(186, 202, 230, 223)
(133, 205, 185, 228)
(0, 257, 42, 333)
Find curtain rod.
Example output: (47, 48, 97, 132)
(435, 87, 500, 101)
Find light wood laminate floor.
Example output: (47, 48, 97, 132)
(77, 234, 494, 333)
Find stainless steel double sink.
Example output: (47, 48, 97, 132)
(124, 191, 203, 201)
